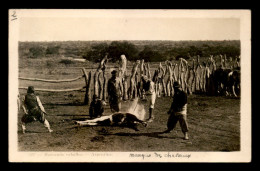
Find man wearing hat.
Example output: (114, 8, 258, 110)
(162, 81, 189, 140)
(21, 86, 53, 133)
(141, 75, 156, 122)
(107, 70, 122, 112)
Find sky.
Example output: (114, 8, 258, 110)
(19, 17, 240, 41)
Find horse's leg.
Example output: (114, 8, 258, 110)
(76, 116, 111, 126)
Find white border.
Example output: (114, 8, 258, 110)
(8, 9, 251, 163)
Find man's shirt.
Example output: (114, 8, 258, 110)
(23, 93, 46, 114)
(143, 80, 155, 95)
(107, 77, 121, 97)
(169, 90, 187, 114)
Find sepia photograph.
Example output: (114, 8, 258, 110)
(8, 9, 251, 162)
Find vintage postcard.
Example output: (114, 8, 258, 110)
(9, 9, 251, 162)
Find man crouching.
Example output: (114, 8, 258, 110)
(76, 112, 147, 131)
(89, 95, 104, 119)
(21, 86, 53, 133)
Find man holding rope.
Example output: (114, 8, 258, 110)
(21, 86, 53, 134)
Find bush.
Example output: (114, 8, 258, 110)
(46, 46, 60, 55)
(46, 60, 54, 67)
(59, 59, 75, 65)
(29, 46, 46, 58)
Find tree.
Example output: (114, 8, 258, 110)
(139, 46, 165, 62)
(82, 41, 139, 62)
(107, 41, 139, 61)
(83, 43, 109, 62)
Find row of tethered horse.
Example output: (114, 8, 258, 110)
(93, 55, 240, 101)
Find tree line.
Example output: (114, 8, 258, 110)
(19, 40, 240, 62)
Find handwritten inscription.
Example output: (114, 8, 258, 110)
(154, 152, 162, 158)
(129, 153, 152, 160)
(11, 11, 17, 21)
(33, 152, 191, 160)
(129, 152, 191, 160)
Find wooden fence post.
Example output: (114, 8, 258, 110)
(147, 63, 151, 79)
(82, 68, 90, 105)
(102, 71, 107, 101)
(87, 71, 92, 105)
(94, 72, 99, 97)
(123, 75, 128, 100)
(98, 72, 103, 99)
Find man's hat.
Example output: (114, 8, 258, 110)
(111, 70, 117, 75)
(93, 94, 98, 100)
(27, 86, 35, 94)
(141, 75, 148, 81)
(173, 81, 181, 88)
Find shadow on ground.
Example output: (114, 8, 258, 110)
(46, 102, 86, 106)
(104, 131, 177, 140)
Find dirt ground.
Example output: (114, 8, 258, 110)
(17, 58, 240, 151)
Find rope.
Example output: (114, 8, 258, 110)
(19, 86, 86, 92)
(18, 75, 84, 83)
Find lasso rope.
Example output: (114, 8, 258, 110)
(19, 86, 86, 92)
(18, 75, 84, 83)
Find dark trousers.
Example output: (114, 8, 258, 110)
(167, 113, 188, 133)
(21, 107, 46, 124)
(109, 96, 120, 112)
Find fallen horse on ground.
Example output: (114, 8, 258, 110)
(76, 112, 148, 131)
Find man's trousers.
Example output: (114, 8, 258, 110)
(167, 113, 188, 133)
